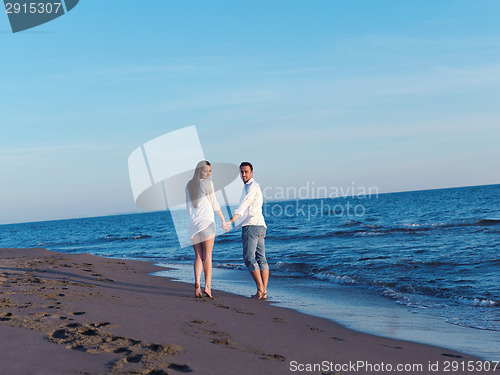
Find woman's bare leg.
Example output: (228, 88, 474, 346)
(202, 236, 215, 297)
(193, 243, 203, 297)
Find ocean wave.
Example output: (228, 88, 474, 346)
(216, 263, 247, 271)
(312, 272, 358, 285)
(272, 262, 359, 284)
(268, 218, 500, 241)
(214, 236, 239, 244)
(354, 231, 385, 237)
(97, 234, 153, 242)
(457, 297, 499, 307)
(351, 218, 496, 236)
(474, 218, 500, 226)
(405, 259, 457, 267)
(381, 288, 423, 308)
(339, 220, 363, 227)
(272, 261, 311, 277)
(358, 255, 392, 262)
(133, 235, 152, 240)
(266, 223, 442, 240)
(374, 281, 500, 310)
(445, 317, 500, 331)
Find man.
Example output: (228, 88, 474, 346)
(223, 162, 268, 300)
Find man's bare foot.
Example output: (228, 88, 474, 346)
(251, 290, 267, 300)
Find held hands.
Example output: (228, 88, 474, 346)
(222, 221, 231, 233)
(222, 214, 239, 233)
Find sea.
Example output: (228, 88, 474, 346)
(1, 184, 499, 360)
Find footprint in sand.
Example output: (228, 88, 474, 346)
(146, 369, 169, 375)
(98, 278, 115, 283)
(126, 354, 144, 363)
(442, 353, 463, 358)
(185, 320, 235, 349)
(214, 303, 254, 315)
(114, 347, 132, 355)
(328, 336, 344, 341)
(262, 353, 285, 361)
(231, 307, 255, 315)
(0, 312, 13, 321)
(190, 320, 206, 324)
(210, 338, 236, 347)
(167, 363, 193, 373)
(306, 324, 324, 332)
(48, 321, 183, 373)
(273, 317, 287, 323)
(379, 344, 402, 349)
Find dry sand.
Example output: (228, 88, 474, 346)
(0, 247, 497, 375)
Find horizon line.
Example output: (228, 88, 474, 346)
(1, 182, 498, 226)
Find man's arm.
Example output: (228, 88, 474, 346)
(224, 214, 241, 229)
(222, 185, 258, 231)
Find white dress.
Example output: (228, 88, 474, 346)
(185, 179, 220, 239)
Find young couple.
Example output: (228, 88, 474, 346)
(185, 161, 268, 300)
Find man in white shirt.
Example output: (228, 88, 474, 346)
(224, 162, 268, 300)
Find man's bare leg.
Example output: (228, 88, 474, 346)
(250, 270, 265, 298)
(261, 269, 269, 296)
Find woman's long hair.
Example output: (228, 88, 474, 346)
(187, 160, 211, 208)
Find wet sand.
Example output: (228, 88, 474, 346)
(0, 248, 497, 374)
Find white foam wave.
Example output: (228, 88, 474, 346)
(382, 288, 425, 308)
(313, 272, 358, 285)
(457, 297, 498, 307)
(216, 263, 246, 270)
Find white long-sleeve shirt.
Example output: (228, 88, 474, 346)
(234, 178, 266, 228)
(185, 179, 221, 239)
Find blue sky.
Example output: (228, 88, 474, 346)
(1, 1, 500, 224)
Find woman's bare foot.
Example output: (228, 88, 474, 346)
(203, 287, 214, 299)
(194, 283, 203, 298)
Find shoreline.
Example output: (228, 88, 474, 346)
(152, 262, 500, 361)
(0, 247, 497, 375)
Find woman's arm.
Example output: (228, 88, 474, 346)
(185, 187, 191, 215)
(215, 209, 226, 223)
(206, 181, 221, 209)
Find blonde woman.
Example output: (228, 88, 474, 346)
(186, 160, 226, 299)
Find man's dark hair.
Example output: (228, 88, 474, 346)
(239, 161, 253, 171)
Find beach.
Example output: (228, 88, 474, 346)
(2, 185, 498, 363)
(0, 247, 496, 375)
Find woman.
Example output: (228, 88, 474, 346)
(186, 160, 226, 299)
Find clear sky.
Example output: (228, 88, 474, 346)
(1, 1, 499, 224)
